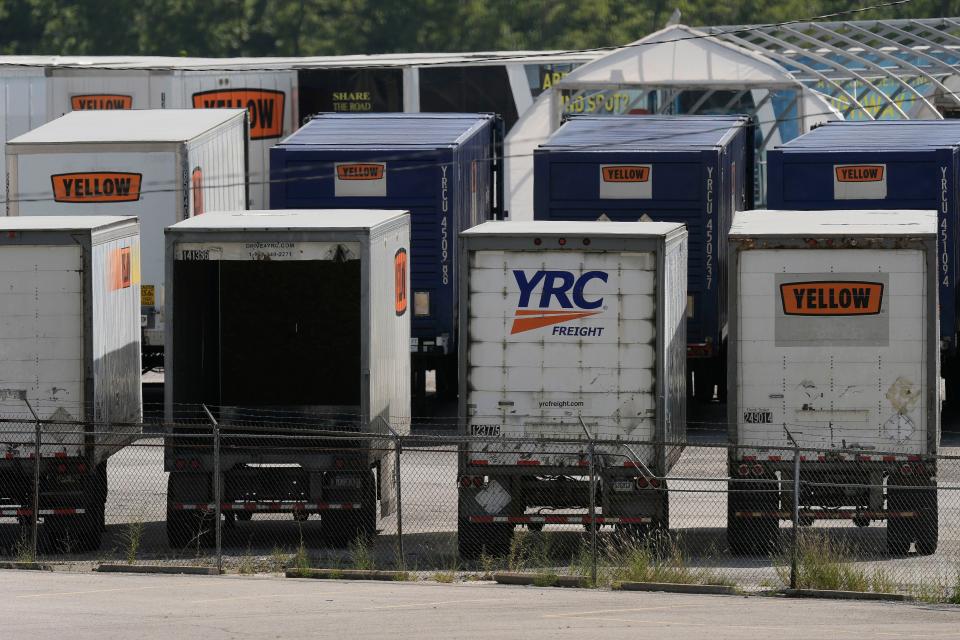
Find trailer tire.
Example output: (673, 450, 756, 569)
(74, 502, 105, 553)
(727, 481, 779, 556)
(915, 486, 938, 556)
(653, 482, 670, 531)
(886, 486, 912, 555)
(457, 518, 511, 560)
(324, 508, 376, 547)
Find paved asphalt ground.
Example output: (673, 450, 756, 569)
(3, 570, 960, 639)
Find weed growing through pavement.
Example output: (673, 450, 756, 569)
(120, 520, 145, 565)
(776, 532, 891, 593)
(348, 536, 375, 571)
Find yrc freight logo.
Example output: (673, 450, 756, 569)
(511, 270, 607, 335)
(780, 281, 884, 316)
(51, 172, 142, 203)
(192, 89, 285, 140)
(71, 94, 132, 110)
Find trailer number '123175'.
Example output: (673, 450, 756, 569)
(471, 424, 501, 437)
(743, 409, 773, 424)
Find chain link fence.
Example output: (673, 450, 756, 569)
(0, 410, 957, 599)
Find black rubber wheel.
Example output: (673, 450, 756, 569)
(653, 482, 670, 531)
(727, 480, 780, 556)
(457, 518, 512, 560)
(324, 509, 376, 547)
(74, 502, 105, 553)
(235, 511, 253, 522)
(886, 486, 912, 555)
(527, 522, 544, 533)
(915, 486, 938, 556)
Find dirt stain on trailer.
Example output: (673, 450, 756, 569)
(885, 376, 919, 415)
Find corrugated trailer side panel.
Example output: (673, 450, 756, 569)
(367, 217, 411, 434)
(661, 231, 688, 472)
(90, 228, 142, 453)
(0, 69, 47, 207)
(367, 215, 411, 516)
(185, 121, 248, 216)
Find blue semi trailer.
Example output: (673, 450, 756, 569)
(270, 113, 502, 402)
(767, 121, 960, 359)
(533, 115, 752, 401)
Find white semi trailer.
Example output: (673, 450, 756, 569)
(727, 209, 940, 555)
(457, 220, 688, 558)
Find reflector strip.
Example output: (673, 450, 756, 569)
(740, 454, 923, 463)
(468, 515, 652, 524)
(0, 508, 86, 517)
(734, 510, 917, 520)
(171, 502, 361, 512)
(3, 452, 77, 460)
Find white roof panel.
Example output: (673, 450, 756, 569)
(463, 220, 684, 238)
(0, 50, 594, 71)
(0, 215, 136, 231)
(8, 109, 246, 145)
(730, 209, 936, 237)
(168, 209, 409, 232)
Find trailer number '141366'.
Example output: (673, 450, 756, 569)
(743, 409, 773, 424)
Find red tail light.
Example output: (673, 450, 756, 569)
(56, 464, 67, 474)
(472, 476, 484, 488)
(649, 477, 661, 489)
(175, 459, 186, 470)
(190, 459, 201, 470)
(752, 464, 764, 476)
(901, 464, 913, 476)
(460, 476, 472, 488)
(76, 463, 87, 474)
(737, 464, 749, 476)
(636, 476, 649, 489)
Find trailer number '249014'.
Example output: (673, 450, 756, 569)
(743, 409, 773, 424)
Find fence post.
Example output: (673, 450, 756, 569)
(394, 433, 404, 570)
(32, 417, 41, 560)
(790, 442, 800, 590)
(580, 417, 597, 586)
(379, 417, 404, 570)
(588, 438, 597, 586)
(202, 404, 222, 574)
